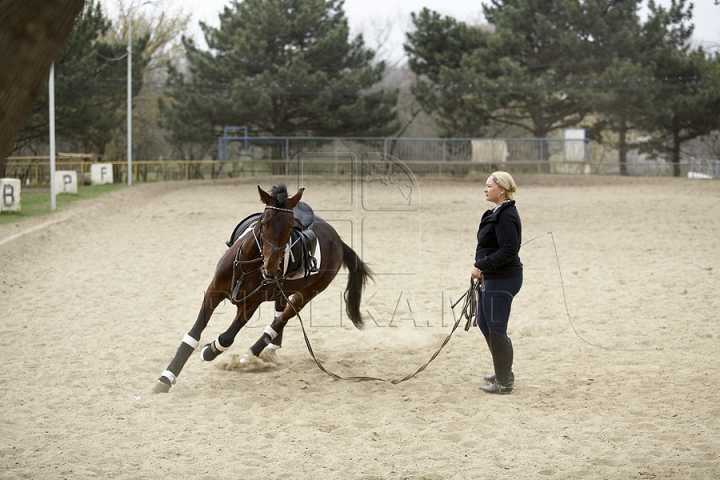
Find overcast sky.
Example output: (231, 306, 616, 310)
(125, 0, 720, 62)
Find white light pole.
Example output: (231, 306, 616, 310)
(127, 13, 133, 186)
(49, 62, 57, 211)
(127, 0, 155, 186)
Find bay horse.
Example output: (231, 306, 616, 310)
(152, 184, 372, 393)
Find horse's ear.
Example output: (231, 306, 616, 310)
(287, 188, 304, 209)
(258, 185, 273, 206)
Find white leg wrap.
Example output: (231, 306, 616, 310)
(266, 343, 280, 350)
(214, 338, 229, 351)
(161, 370, 177, 384)
(263, 325, 278, 339)
(182, 334, 199, 349)
(274, 309, 283, 320)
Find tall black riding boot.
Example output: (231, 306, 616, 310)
(479, 331, 514, 395)
(482, 334, 514, 386)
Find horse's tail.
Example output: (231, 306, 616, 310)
(341, 241, 373, 329)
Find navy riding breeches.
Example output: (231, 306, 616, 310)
(476, 274, 523, 339)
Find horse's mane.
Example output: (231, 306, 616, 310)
(270, 184, 289, 208)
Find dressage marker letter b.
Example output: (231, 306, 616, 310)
(3, 184, 13, 207)
(0, 178, 21, 212)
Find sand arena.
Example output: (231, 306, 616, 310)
(1, 174, 718, 478)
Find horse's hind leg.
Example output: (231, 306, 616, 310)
(247, 292, 313, 360)
(152, 290, 223, 393)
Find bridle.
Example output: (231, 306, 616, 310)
(256, 205, 295, 281)
(229, 204, 296, 302)
(257, 205, 294, 254)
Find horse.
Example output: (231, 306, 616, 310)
(152, 184, 373, 393)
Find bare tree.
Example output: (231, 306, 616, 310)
(104, 1, 192, 161)
(0, 0, 85, 173)
(107, 0, 191, 78)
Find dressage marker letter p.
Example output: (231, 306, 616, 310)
(54, 171, 78, 194)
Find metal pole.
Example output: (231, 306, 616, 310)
(49, 62, 57, 211)
(127, 16, 133, 186)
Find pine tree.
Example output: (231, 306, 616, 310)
(406, 0, 644, 141)
(160, 0, 398, 159)
(635, 0, 720, 176)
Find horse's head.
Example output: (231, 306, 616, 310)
(257, 184, 304, 280)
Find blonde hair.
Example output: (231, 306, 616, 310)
(490, 171, 517, 200)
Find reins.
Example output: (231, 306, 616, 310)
(253, 229, 650, 385)
(273, 279, 480, 384)
(266, 235, 533, 384)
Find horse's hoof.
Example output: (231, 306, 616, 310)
(152, 380, 171, 394)
(239, 350, 260, 365)
(201, 343, 220, 362)
(259, 348, 280, 363)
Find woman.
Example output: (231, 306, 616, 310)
(471, 171, 523, 394)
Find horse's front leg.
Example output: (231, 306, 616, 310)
(200, 301, 257, 362)
(152, 289, 224, 393)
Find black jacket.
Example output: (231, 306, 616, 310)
(474, 200, 523, 279)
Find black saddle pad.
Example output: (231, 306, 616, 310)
(226, 202, 315, 247)
(226, 212, 261, 247)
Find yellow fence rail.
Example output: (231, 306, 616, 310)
(3, 158, 692, 186)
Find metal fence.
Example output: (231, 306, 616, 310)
(219, 135, 591, 164)
(5, 137, 718, 186)
(687, 158, 720, 179)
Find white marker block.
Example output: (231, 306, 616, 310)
(55, 170, 78, 194)
(0, 178, 21, 212)
(91, 163, 114, 185)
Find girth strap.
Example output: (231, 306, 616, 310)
(284, 228, 318, 279)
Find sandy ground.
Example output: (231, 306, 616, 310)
(0, 174, 718, 479)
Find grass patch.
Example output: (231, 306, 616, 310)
(0, 184, 128, 225)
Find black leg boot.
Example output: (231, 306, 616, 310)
(479, 331, 514, 394)
(482, 372, 515, 386)
(481, 335, 515, 386)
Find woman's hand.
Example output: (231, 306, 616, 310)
(471, 266, 482, 279)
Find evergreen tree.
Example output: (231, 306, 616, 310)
(582, 1, 652, 175)
(404, 8, 487, 137)
(585, 59, 656, 175)
(160, 0, 398, 159)
(406, 0, 644, 141)
(635, 0, 720, 176)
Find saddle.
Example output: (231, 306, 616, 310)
(226, 201, 319, 279)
